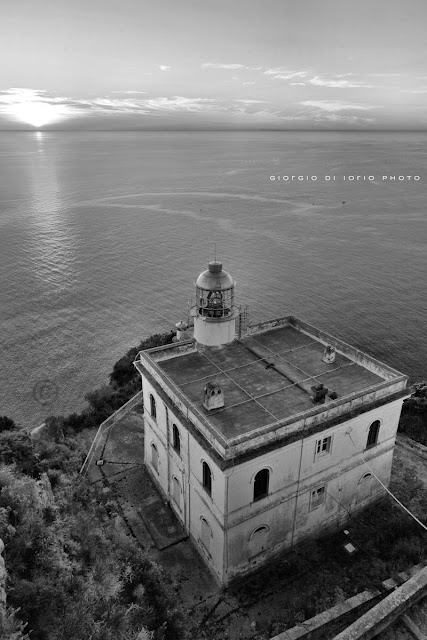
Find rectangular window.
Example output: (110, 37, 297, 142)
(315, 435, 332, 458)
(310, 485, 326, 510)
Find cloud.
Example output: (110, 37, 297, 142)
(201, 63, 263, 72)
(316, 113, 375, 124)
(111, 90, 147, 94)
(237, 109, 291, 121)
(236, 99, 267, 104)
(335, 72, 401, 79)
(264, 69, 309, 80)
(290, 82, 306, 86)
(78, 97, 150, 113)
(142, 96, 215, 112)
(309, 77, 349, 88)
(365, 73, 402, 78)
(202, 63, 246, 70)
(159, 65, 171, 71)
(0, 87, 385, 129)
(0, 90, 273, 121)
(263, 69, 400, 88)
(309, 75, 374, 88)
(1, 88, 47, 101)
(265, 71, 375, 88)
(300, 100, 375, 112)
(243, 82, 255, 86)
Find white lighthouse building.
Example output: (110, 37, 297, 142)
(134, 260, 410, 585)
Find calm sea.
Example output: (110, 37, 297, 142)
(1, 130, 426, 428)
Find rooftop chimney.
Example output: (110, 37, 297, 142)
(311, 383, 329, 403)
(322, 345, 336, 364)
(203, 381, 224, 411)
(325, 391, 339, 403)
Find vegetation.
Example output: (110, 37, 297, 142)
(0, 331, 183, 640)
(0, 417, 18, 434)
(398, 382, 427, 446)
(109, 332, 175, 389)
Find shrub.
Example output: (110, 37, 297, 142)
(0, 416, 18, 433)
(109, 332, 174, 388)
(0, 431, 40, 478)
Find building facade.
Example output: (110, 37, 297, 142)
(134, 261, 410, 585)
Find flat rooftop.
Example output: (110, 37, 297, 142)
(137, 317, 407, 448)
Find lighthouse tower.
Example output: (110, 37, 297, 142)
(191, 261, 239, 346)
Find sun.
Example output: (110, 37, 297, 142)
(11, 101, 65, 128)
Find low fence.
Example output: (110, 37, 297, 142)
(79, 390, 143, 475)
(331, 564, 427, 640)
(271, 562, 427, 640)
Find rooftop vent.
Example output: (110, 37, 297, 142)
(322, 345, 336, 364)
(175, 321, 189, 341)
(311, 383, 329, 404)
(325, 390, 339, 404)
(203, 381, 224, 411)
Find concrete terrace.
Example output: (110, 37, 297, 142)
(135, 316, 407, 453)
(85, 409, 219, 610)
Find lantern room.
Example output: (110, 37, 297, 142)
(191, 261, 239, 347)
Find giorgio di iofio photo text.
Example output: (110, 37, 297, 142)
(269, 175, 420, 181)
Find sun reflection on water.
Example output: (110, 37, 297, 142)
(27, 135, 79, 296)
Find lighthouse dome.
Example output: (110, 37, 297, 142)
(195, 261, 235, 291)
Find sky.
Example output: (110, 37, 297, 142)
(1, 0, 427, 130)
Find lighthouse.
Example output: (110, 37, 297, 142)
(134, 260, 410, 586)
(191, 261, 239, 346)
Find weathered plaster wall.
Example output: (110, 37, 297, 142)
(226, 498, 297, 579)
(189, 436, 226, 514)
(227, 399, 402, 518)
(224, 399, 404, 580)
(227, 439, 302, 514)
(142, 379, 169, 497)
(188, 483, 225, 582)
(187, 435, 227, 581)
(142, 376, 227, 581)
(168, 420, 188, 525)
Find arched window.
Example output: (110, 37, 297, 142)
(358, 472, 373, 500)
(172, 476, 180, 507)
(150, 394, 157, 420)
(366, 420, 380, 448)
(172, 424, 181, 454)
(202, 461, 212, 496)
(253, 469, 270, 501)
(249, 526, 269, 557)
(200, 517, 212, 550)
(151, 443, 158, 472)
